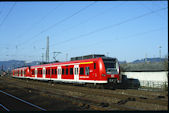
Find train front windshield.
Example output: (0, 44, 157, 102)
(102, 58, 119, 74)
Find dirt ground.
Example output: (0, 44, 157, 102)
(0, 76, 168, 111)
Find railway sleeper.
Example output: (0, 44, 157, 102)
(99, 102, 109, 107)
(156, 95, 165, 99)
(117, 97, 136, 105)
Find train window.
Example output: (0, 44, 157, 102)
(58, 69, 59, 75)
(74, 68, 76, 75)
(85, 67, 90, 75)
(80, 67, 84, 75)
(94, 63, 96, 69)
(46, 69, 47, 75)
(74, 68, 79, 75)
(58, 69, 60, 75)
(38, 69, 42, 75)
(46, 69, 48, 75)
(58, 69, 61, 75)
(77, 68, 79, 75)
(66, 68, 68, 75)
(48, 69, 50, 75)
(42, 69, 45, 75)
(52, 69, 55, 75)
(70, 68, 73, 75)
(62, 69, 64, 75)
(55, 69, 57, 75)
(32, 70, 35, 75)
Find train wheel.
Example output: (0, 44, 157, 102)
(96, 84, 104, 89)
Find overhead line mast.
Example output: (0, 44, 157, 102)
(46, 36, 49, 63)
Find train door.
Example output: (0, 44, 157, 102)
(57, 66, 61, 80)
(50, 67, 52, 80)
(35, 68, 37, 78)
(22, 69, 24, 77)
(21, 70, 22, 76)
(74, 65, 79, 82)
(43, 67, 46, 79)
(19, 70, 21, 76)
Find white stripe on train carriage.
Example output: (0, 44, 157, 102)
(15, 76, 107, 83)
(31, 62, 80, 69)
(0, 104, 10, 111)
(52, 79, 108, 83)
(0, 90, 46, 111)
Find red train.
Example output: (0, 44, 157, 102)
(12, 55, 122, 87)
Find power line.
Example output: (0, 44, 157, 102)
(49, 6, 168, 48)
(56, 2, 125, 34)
(17, 1, 97, 47)
(141, 2, 165, 19)
(0, 2, 16, 29)
(0, 2, 5, 16)
(15, 3, 63, 43)
(61, 27, 167, 53)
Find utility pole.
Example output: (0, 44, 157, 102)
(46, 36, 49, 63)
(41, 48, 45, 63)
(41, 53, 44, 62)
(159, 46, 162, 61)
(53, 52, 61, 61)
(106, 52, 109, 57)
(66, 53, 68, 61)
(1, 65, 3, 71)
(145, 53, 147, 63)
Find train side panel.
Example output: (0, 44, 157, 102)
(12, 57, 121, 85)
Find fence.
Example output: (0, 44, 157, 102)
(121, 71, 168, 91)
(138, 80, 168, 91)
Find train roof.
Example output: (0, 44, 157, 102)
(31, 57, 102, 68)
(13, 56, 118, 70)
(71, 54, 105, 61)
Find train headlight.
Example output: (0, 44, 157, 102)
(102, 74, 106, 77)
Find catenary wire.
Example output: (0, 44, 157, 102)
(54, 2, 125, 35)
(49, 7, 168, 48)
(0, 2, 16, 29)
(15, 3, 63, 43)
(62, 27, 167, 53)
(17, 1, 97, 47)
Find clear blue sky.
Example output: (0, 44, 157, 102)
(0, 1, 168, 62)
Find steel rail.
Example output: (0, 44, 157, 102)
(0, 90, 47, 111)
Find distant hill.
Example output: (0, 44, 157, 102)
(132, 58, 165, 63)
(120, 57, 168, 72)
(0, 60, 41, 71)
(0, 57, 167, 71)
(119, 61, 127, 64)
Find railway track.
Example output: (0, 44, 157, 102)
(0, 77, 138, 110)
(0, 76, 168, 110)
(13, 77, 167, 106)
